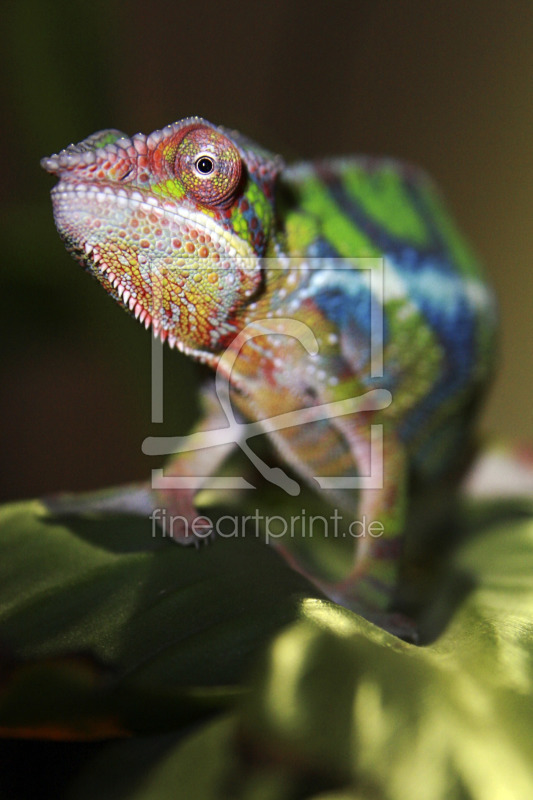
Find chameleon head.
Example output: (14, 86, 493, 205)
(41, 118, 283, 354)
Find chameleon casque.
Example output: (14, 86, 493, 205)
(42, 117, 496, 633)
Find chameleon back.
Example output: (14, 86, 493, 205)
(277, 157, 497, 479)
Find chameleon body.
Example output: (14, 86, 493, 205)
(42, 117, 496, 625)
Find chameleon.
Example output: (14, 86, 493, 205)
(41, 116, 496, 633)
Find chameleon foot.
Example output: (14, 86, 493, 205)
(152, 487, 216, 546)
(43, 483, 215, 547)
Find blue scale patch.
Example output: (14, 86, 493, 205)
(309, 177, 491, 473)
(391, 250, 479, 464)
(305, 239, 389, 378)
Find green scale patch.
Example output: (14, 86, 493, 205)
(341, 163, 431, 248)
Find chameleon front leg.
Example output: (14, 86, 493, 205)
(43, 382, 240, 540)
(149, 381, 243, 544)
(265, 411, 409, 626)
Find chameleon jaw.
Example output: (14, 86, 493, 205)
(50, 180, 262, 355)
(82, 240, 160, 336)
(81, 239, 200, 353)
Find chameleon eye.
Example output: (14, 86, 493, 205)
(175, 126, 242, 207)
(194, 155, 214, 175)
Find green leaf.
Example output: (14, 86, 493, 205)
(4, 496, 533, 799)
(0, 500, 323, 738)
(68, 715, 302, 800)
(63, 500, 533, 800)
(235, 500, 533, 800)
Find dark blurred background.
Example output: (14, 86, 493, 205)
(1, 0, 532, 503)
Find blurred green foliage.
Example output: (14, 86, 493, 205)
(2, 494, 533, 798)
